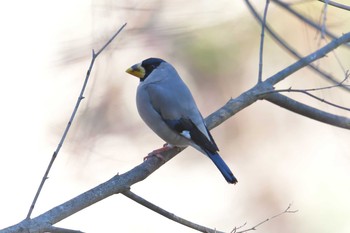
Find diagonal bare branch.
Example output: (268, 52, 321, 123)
(264, 87, 350, 112)
(257, 0, 270, 83)
(244, 0, 350, 91)
(0, 79, 273, 233)
(234, 204, 298, 233)
(25, 23, 127, 220)
(122, 189, 223, 233)
(264, 92, 350, 129)
(318, 0, 350, 11)
(272, 0, 350, 49)
(265, 32, 350, 86)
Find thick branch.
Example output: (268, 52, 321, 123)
(264, 93, 350, 129)
(0, 81, 273, 233)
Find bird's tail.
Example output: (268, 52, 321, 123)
(207, 153, 238, 184)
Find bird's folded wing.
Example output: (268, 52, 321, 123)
(164, 118, 219, 154)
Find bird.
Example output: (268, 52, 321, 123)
(125, 58, 237, 184)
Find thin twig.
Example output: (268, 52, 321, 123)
(284, 76, 348, 93)
(321, 0, 329, 39)
(264, 92, 350, 129)
(94, 24, 127, 57)
(233, 204, 298, 233)
(258, 0, 270, 83)
(244, 0, 350, 92)
(261, 72, 350, 112)
(230, 222, 247, 233)
(271, 0, 350, 49)
(318, 0, 350, 11)
(122, 189, 223, 233)
(266, 87, 350, 111)
(25, 23, 127, 220)
(265, 32, 350, 86)
(207, 32, 350, 131)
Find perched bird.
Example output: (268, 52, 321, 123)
(126, 58, 237, 184)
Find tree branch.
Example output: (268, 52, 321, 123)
(264, 87, 350, 112)
(25, 22, 126, 221)
(265, 32, 350, 86)
(122, 189, 223, 233)
(272, 0, 350, 48)
(244, 0, 350, 91)
(264, 92, 350, 129)
(318, 0, 350, 11)
(257, 0, 270, 83)
(0, 79, 273, 233)
(233, 204, 298, 233)
(320, 0, 329, 39)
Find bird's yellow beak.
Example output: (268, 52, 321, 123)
(126, 63, 146, 79)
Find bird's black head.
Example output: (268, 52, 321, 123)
(141, 58, 165, 80)
(126, 58, 165, 81)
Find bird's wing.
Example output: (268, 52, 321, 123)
(146, 82, 219, 153)
(164, 118, 219, 153)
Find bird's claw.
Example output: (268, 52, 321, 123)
(143, 145, 172, 161)
(143, 152, 166, 161)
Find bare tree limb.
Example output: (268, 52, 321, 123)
(257, 0, 270, 83)
(2, 84, 306, 232)
(264, 87, 350, 112)
(244, 0, 350, 91)
(223, 29, 350, 129)
(318, 0, 350, 11)
(260, 72, 350, 112)
(1, 147, 181, 233)
(320, 0, 329, 39)
(264, 93, 350, 129)
(272, 0, 350, 49)
(265, 32, 350, 86)
(25, 22, 127, 219)
(122, 189, 223, 233)
(233, 204, 298, 233)
(0, 79, 274, 233)
(207, 32, 350, 130)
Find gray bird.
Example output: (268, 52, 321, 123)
(126, 58, 237, 184)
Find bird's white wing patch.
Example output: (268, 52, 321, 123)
(180, 130, 191, 139)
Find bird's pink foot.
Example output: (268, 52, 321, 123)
(143, 144, 173, 161)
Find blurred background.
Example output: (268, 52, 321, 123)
(0, 0, 349, 232)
